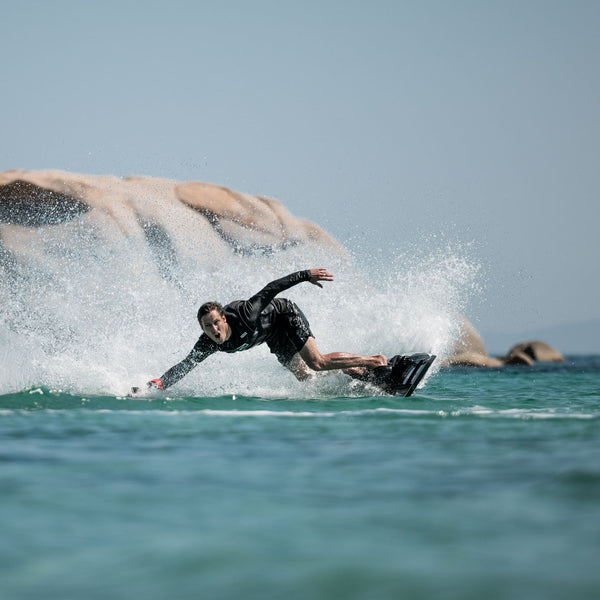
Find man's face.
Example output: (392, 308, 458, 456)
(200, 309, 229, 344)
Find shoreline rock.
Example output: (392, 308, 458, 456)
(503, 340, 565, 364)
(444, 317, 565, 367)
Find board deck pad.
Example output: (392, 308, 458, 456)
(358, 353, 436, 396)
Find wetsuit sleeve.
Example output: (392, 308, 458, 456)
(157, 335, 217, 389)
(243, 270, 311, 319)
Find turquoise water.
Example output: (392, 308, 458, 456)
(1, 357, 599, 600)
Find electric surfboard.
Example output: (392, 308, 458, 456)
(355, 353, 436, 396)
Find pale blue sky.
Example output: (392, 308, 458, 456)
(3, 0, 599, 345)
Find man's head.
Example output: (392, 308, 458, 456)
(198, 302, 229, 344)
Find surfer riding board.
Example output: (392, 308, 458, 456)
(131, 269, 435, 397)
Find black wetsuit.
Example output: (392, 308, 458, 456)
(157, 270, 314, 389)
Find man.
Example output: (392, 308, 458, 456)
(132, 268, 387, 393)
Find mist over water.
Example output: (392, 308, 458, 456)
(0, 220, 480, 398)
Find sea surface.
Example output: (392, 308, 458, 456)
(1, 356, 599, 600)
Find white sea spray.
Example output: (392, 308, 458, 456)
(0, 221, 481, 396)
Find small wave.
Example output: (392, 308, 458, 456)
(433, 406, 598, 420)
(1, 397, 596, 421)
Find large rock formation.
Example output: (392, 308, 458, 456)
(0, 169, 344, 271)
(446, 326, 566, 367)
(445, 316, 504, 367)
(504, 341, 565, 364)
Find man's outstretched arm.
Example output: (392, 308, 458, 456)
(156, 355, 199, 389)
(130, 355, 197, 395)
(246, 268, 334, 315)
(131, 343, 215, 394)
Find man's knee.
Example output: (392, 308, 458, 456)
(287, 353, 313, 381)
(297, 337, 326, 371)
(301, 357, 317, 371)
(300, 350, 327, 372)
(293, 369, 312, 381)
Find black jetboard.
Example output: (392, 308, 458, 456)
(355, 353, 436, 397)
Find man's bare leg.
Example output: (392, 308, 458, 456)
(298, 337, 386, 374)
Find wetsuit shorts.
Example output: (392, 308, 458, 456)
(266, 300, 314, 366)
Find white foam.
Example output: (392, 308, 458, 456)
(1, 225, 480, 396)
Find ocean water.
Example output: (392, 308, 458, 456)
(1, 217, 598, 599)
(1, 357, 599, 600)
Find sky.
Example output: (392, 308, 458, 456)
(2, 0, 599, 349)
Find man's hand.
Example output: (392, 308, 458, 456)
(129, 379, 163, 397)
(308, 268, 334, 288)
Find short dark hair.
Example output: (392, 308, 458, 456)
(197, 301, 225, 323)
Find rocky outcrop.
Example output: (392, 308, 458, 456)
(0, 169, 343, 258)
(504, 341, 565, 363)
(445, 317, 504, 367)
(0, 169, 346, 288)
(445, 321, 565, 367)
